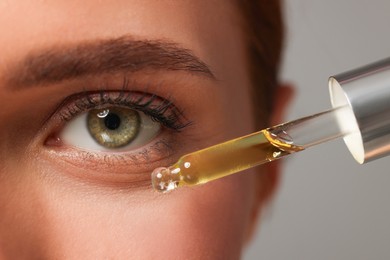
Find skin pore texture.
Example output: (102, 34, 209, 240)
(0, 1, 285, 259)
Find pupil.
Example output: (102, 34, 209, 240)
(104, 113, 121, 130)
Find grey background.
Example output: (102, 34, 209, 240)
(244, 1, 390, 259)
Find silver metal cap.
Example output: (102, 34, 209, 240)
(329, 57, 390, 164)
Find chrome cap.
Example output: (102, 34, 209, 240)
(329, 57, 390, 164)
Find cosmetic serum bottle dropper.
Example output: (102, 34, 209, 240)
(152, 57, 390, 193)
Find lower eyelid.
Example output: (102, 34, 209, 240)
(38, 130, 185, 190)
(44, 137, 178, 175)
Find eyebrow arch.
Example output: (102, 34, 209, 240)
(6, 36, 215, 88)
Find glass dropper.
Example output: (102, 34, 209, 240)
(152, 57, 390, 193)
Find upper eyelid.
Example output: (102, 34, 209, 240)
(55, 90, 191, 131)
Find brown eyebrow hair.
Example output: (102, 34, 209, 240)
(6, 36, 215, 88)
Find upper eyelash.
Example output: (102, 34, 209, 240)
(58, 91, 192, 131)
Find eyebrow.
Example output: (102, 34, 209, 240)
(6, 36, 215, 88)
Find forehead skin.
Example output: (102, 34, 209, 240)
(0, 1, 259, 259)
(0, 0, 251, 88)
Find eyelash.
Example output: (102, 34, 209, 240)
(57, 90, 191, 131)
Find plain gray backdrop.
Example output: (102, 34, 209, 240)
(244, 0, 390, 259)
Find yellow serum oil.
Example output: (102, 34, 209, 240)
(151, 129, 304, 192)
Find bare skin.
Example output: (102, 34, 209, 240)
(0, 1, 288, 259)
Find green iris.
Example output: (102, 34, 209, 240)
(87, 107, 140, 148)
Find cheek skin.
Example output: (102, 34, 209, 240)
(0, 164, 51, 258)
(0, 162, 256, 259)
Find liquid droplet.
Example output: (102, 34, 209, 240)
(151, 167, 180, 193)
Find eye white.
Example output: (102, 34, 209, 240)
(60, 110, 161, 152)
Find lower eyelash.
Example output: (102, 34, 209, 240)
(48, 137, 177, 174)
(57, 91, 192, 131)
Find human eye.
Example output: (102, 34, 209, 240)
(42, 88, 191, 186)
(61, 105, 161, 152)
(58, 91, 188, 152)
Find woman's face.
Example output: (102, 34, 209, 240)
(0, 1, 266, 258)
